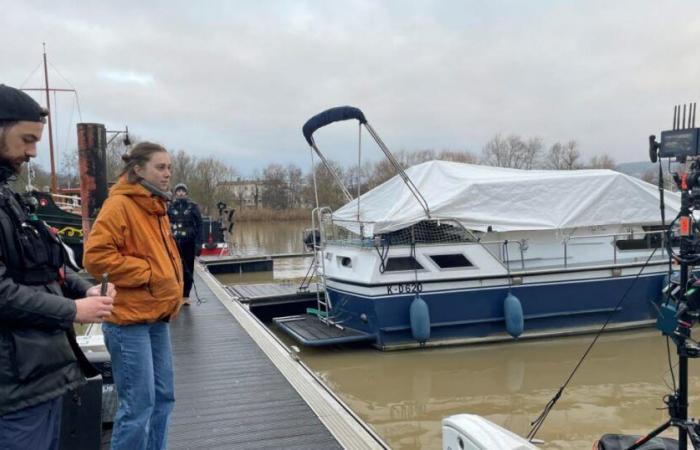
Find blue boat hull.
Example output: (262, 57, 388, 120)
(325, 272, 664, 348)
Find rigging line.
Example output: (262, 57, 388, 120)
(73, 91, 83, 122)
(19, 60, 43, 89)
(47, 60, 77, 94)
(61, 94, 77, 170)
(527, 246, 659, 441)
(48, 61, 83, 122)
(53, 89, 59, 175)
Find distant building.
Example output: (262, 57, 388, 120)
(219, 178, 264, 208)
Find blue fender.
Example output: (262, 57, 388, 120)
(410, 296, 431, 344)
(504, 293, 524, 338)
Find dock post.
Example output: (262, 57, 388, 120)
(77, 123, 108, 237)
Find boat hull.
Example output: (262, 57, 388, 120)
(324, 269, 664, 349)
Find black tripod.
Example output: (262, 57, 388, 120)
(628, 186, 700, 450)
(627, 328, 700, 449)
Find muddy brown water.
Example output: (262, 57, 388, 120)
(217, 221, 696, 449)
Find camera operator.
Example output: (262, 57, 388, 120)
(0, 84, 115, 450)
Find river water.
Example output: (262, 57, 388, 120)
(218, 221, 699, 449)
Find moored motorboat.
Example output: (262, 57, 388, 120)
(274, 106, 679, 350)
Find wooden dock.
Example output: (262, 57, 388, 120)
(223, 281, 322, 321)
(98, 267, 385, 449)
(164, 269, 386, 449)
(201, 252, 313, 274)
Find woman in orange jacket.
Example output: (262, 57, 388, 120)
(83, 142, 183, 450)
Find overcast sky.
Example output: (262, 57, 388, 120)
(4, 0, 700, 176)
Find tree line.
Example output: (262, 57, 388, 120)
(18, 133, 620, 214)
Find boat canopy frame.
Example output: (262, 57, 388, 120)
(302, 106, 431, 220)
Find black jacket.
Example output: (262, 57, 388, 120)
(0, 170, 95, 416)
(168, 197, 203, 248)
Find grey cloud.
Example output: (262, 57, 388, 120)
(4, 0, 700, 174)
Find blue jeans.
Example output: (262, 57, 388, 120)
(103, 321, 175, 450)
(0, 396, 62, 450)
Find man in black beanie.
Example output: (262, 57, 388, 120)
(168, 182, 202, 305)
(0, 84, 115, 450)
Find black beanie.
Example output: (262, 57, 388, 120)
(0, 85, 48, 123)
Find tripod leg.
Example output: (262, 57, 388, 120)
(682, 422, 700, 449)
(625, 420, 671, 450)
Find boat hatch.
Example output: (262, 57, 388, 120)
(273, 315, 376, 347)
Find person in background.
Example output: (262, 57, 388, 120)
(167, 182, 202, 305)
(0, 84, 115, 450)
(83, 142, 183, 450)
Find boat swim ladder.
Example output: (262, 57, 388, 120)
(309, 206, 336, 326)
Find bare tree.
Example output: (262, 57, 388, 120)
(587, 154, 616, 170)
(59, 147, 79, 188)
(261, 163, 289, 210)
(303, 161, 348, 210)
(287, 164, 304, 208)
(481, 134, 542, 169)
(545, 140, 582, 170)
(105, 136, 134, 182)
(170, 149, 196, 188)
(188, 157, 236, 215)
(437, 149, 476, 163)
(11, 162, 51, 193)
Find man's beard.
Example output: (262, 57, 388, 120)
(0, 154, 25, 174)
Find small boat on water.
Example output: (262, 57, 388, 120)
(275, 106, 680, 350)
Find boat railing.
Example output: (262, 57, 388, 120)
(481, 229, 669, 270)
(321, 216, 478, 247)
(320, 214, 669, 270)
(51, 193, 82, 214)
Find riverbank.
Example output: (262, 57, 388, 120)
(234, 207, 311, 222)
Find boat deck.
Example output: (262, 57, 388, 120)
(101, 269, 385, 449)
(274, 314, 377, 347)
(227, 282, 322, 304)
(224, 282, 322, 321)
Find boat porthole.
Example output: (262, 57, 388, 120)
(457, 436, 464, 449)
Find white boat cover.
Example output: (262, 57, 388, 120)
(332, 160, 680, 235)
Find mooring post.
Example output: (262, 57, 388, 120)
(77, 123, 108, 237)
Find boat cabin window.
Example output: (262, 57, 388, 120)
(338, 256, 352, 267)
(385, 257, 423, 272)
(614, 226, 669, 251)
(428, 253, 473, 268)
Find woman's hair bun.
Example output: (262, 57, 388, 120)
(121, 153, 131, 163)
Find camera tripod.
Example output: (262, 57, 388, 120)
(627, 327, 700, 449)
(628, 175, 700, 450)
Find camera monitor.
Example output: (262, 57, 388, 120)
(659, 128, 700, 159)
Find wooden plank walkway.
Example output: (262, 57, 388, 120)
(226, 282, 322, 304)
(166, 275, 344, 450)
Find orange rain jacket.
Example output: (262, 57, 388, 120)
(83, 177, 184, 325)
